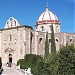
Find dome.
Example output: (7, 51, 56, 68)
(36, 6, 59, 25)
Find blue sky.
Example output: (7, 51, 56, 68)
(0, 0, 74, 33)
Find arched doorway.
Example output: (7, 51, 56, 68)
(9, 54, 12, 63)
(4, 48, 16, 67)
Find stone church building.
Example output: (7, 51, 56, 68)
(0, 6, 75, 65)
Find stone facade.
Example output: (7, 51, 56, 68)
(0, 7, 75, 65)
(0, 25, 33, 64)
(0, 24, 75, 65)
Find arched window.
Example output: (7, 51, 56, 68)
(49, 26, 52, 30)
(10, 18, 13, 21)
(36, 26, 37, 29)
(7, 21, 9, 25)
(11, 21, 12, 27)
(56, 39, 58, 42)
(10, 34, 12, 41)
(10, 18, 13, 27)
(56, 26, 58, 28)
(56, 26, 59, 32)
(39, 38, 42, 44)
(70, 39, 72, 43)
(14, 20, 16, 26)
(49, 39, 51, 44)
(7, 21, 9, 28)
(41, 26, 44, 31)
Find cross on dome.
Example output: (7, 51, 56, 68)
(46, 1, 48, 7)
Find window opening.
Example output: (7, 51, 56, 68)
(41, 26, 44, 31)
(39, 38, 42, 44)
(10, 34, 12, 41)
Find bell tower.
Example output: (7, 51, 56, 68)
(4, 17, 20, 28)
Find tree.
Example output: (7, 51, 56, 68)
(51, 24, 56, 54)
(57, 44, 75, 75)
(45, 32, 49, 57)
(37, 58, 45, 75)
(44, 54, 59, 75)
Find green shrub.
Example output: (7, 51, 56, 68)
(57, 44, 75, 75)
(17, 59, 21, 66)
(20, 59, 25, 69)
(17, 54, 43, 75)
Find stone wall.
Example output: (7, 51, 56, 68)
(0, 26, 75, 65)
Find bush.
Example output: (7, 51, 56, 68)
(24, 54, 43, 75)
(17, 59, 21, 66)
(57, 44, 75, 75)
(17, 44, 75, 75)
(17, 54, 43, 75)
(44, 54, 59, 75)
